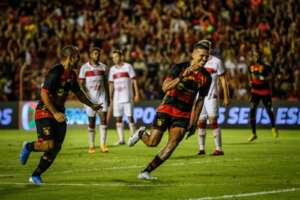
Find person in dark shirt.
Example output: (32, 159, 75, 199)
(128, 40, 212, 180)
(19, 45, 102, 185)
(247, 49, 279, 142)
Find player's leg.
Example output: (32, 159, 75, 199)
(114, 101, 125, 145)
(128, 112, 168, 147)
(197, 99, 208, 155)
(208, 116, 224, 155)
(125, 102, 135, 136)
(29, 119, 66, 185)
(249, 94, 260, 142)
(99, 111, 109, 152)
(206, 98, 223, 155)
(20, 118, 54, 165)
(85, 106, 96, 153)
(262, 95, 279, 138)
(138, 126, 185, 180)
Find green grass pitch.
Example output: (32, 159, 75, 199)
(0, 128, 300, 200)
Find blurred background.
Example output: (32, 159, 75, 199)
(0, 0, 299, 102)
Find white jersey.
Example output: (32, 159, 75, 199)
(79, 61, 107, 104)
(203, 55, 225, 99)
(109, 62, 136, 103)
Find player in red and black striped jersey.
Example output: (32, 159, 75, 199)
(247, 49, 279, 142)
(128, 40, 211, 180)
(19, 45, 102, 185)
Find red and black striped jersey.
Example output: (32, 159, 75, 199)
(156, 62, 211, 119)
(248, 63, 272, 96)
(35, 64, 80, 120)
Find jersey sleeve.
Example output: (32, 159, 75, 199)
(128, 64, 136, 79)
(78, 65, 86, 80)
(42, 68, 59, 93)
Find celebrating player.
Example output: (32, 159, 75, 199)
(19, 45, 102, 185)
(247, 49, 279, 142)
(79, 47, 109, 153)
(196, 40, 230, 156)
(128, 40, 211, 180)
(108, 50, 140, 145)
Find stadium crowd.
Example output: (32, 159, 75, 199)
(0, 0, 299, 101)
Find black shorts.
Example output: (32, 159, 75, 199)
(152, 112, 189, 132)
(35, 118, 67, 143)
(250, 93, 272, 108)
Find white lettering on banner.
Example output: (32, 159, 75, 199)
(276, 108, 289, 124)
(0, 108, 12, 125)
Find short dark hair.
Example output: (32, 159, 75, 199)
(90, 47, 101, 53)
(61, 45, 78, 59)
(193, 40, 211, 51)
(112, 49, 123, 55)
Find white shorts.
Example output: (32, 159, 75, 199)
(113, 101, 133, 117)
(199, 97, 219, 120)
(85, 100, 108, 117)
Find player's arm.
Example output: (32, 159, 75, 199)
(74, 89, 102, 111)
(219, 74, 230, 106)
(162, 77, 181, 93)
(186, 94, 205, 139)
(41, 90, 65, 122)
(132, 79, 140, 102)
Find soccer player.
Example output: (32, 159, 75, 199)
(19, 45, 102, 185)
(79, 47, 109, 153)
(247, 49, 279, 142)
(128, 40, 212, 180)
(197, 40, 230, 156)
(108, 50, 140, 145)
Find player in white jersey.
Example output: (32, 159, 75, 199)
(79, 47, 109, 153)
(108, 50, 140, 145)
(197, 40, 230, 156)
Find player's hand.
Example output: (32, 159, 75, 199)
(182, 66, 193, 77)
(134, 94, 140, 103)
(91, 103, 102, 111)
(186, 125, 196, 140)
(53, 112, 66, 123)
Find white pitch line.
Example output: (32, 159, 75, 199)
(187, 188, 300, 200)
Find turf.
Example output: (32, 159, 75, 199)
(0, 128, 299, 200)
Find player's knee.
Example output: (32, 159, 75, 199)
(198, 120, 206, 129)
(209, 118, 218, 129)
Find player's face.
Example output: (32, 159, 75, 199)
(70, 51, 80, 69)
(112, 53, 121, 64)
(191, 48, 209, 69)
(90, 50, 101, 63)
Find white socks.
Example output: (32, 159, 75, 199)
(198, 128, 206, 151)
(88, 128, 95, 148)
(116, 122, 125, 143)
(213, 128, 222, 151)
(129, 122, 135, 136)
(99, 125, 107, 145)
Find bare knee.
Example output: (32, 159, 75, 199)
(34, 140, 55, 151)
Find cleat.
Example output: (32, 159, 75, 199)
(29, 176, 43, 185)
(114, 141, 126, 146)
(138, 171, 157, 180)
(197, 150, 206, 155)
(128, 127, 145, 147)
(88, 147, 96, 153)
(248, 134, 257, 142)
(272, 128, 279, 138)
(100, 144, 109, 153)
(20, 141, 31, 165)
(211, 150, 224, 156)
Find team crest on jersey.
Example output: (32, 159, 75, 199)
(43, 127, 50, 135)
(156, 118, 164, 127)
